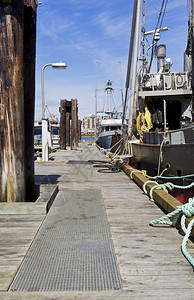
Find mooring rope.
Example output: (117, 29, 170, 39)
(130, 169, 147, 180)
(149, 197, 194, 269)
(143, 180, 194, 203)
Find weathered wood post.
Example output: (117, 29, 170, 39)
(66, 112, 70, 146)
(59, 100, 67, 149)
(71, 99, 78, 150)
(0, 0, 25, 202)
(24, 0, 37, 201)
(78, 120, 82, 142)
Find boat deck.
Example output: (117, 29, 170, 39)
(0, 142, 194, 299)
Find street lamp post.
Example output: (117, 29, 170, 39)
(41, 62, 67, 161)
(41, 62, 67, 119)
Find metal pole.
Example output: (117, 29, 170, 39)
(163, 99, 167, 133)
(41, 66, 45, 119)
(119, 61, 124, 110)
(41, 63, 52, 119)
(41, 62, 67, 160)
(41, 63, 52, 161)
(95, 61, 98, 137)
(122, 0, 138, 125)
(128, 0, 142, 136)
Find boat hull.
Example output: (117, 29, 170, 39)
(130, 142, 194, 177)
(96, 131, 122, 153)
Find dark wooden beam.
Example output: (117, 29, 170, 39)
(66, 112, 70, 146)
(78, 120, 82, 141)
(71, 99, 78, 150)
(59, 100, 67, 149)
(0, 0, 25, 202)
(24, 0, 37, 202)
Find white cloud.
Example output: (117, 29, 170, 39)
(94, 12, 130, 38)
(38, 13, 74, 40)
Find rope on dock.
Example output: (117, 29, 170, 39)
(149, 197, 194, 270)
(89, 159, 121, 173)
(130, 169, 147, 180)
(156, 173, 194, 180)
(143, 180, 194, 203)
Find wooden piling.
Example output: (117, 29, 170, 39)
(0, 0, 25, 202)
(78, 120, 81, 141)
(24, 0, 37, 202)
(59, 100, 67, 149)
(66, 112, 70, 146)
(71, 99, 78, 150)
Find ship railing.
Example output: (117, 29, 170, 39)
(143, 126, 194, 145)
(141, 71, 192, 92)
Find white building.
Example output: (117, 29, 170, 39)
(82, 114, 95, 135)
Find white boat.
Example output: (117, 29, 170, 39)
(34, 119, 60, 151)
(96, 118, 122, 152)
(95, 80, 124, 153)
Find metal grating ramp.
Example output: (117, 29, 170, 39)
(9, 189, 122, 291)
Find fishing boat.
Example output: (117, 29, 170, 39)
(95, 80, 124, 153)
(34, 115, 60, 151)
(123, 0, 194, 180)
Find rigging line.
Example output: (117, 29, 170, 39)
(148, 0, 167, 73)
(159, 0, 168, 28)
(150, 0, 173, 13)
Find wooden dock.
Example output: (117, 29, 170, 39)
(0, 142, 194, 299)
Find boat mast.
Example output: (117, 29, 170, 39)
(128, 0, 142, 136)
(122, 0, 138, 127)
(191, 0, 194, 101)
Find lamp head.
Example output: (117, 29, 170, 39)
(51, 62, 67, 69)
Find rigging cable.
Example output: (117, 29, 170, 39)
(148, 0, 168, 73)
(159, 0, 168, 28)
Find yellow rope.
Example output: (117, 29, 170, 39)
(130, 169, 147, 179)
(129, 167, 168, 180)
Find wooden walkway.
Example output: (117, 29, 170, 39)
(0, 142, 194, 299)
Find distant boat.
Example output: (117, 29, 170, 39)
(34, 117, 60, 151)
(95, 80, 124, 154)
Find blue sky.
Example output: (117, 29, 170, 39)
(35, 0, 188, 121)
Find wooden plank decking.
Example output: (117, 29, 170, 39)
(0, 142, 194, 299)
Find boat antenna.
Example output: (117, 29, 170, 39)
(141, 0, 147, 76)
(148, 0, 168, 73)
(185, 1, 192, 57)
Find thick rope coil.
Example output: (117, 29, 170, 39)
(150, 197, 194, 269)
